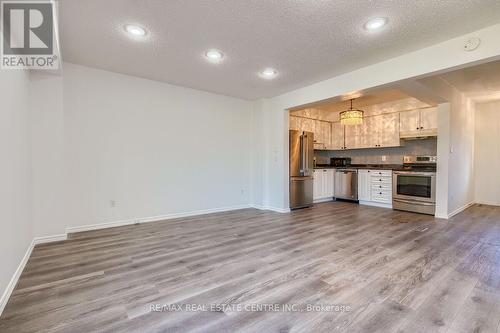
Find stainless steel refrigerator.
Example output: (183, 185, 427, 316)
(289, 130, 314, 209)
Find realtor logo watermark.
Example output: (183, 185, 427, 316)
(1, 0, 58, 69)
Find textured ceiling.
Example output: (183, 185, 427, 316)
(60, 0, 500, 100)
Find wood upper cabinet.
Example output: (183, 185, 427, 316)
(301, 118, 315, 133)
(420, 107, 438, 131)
(313, 120, 332, 150)
(361, 116, 377, 149)
(289, 116, 300, 131)
(291, 109, 413, 152)
(399, 110, 420, 133)
(289, 115, 316, 133)
(400, 107, 438, 138)
(344, 113, 400, 149)
(377, 113, 400, 148)
(344, 124, 359, 150)
(322, 121, 332, 149)
(331, 122, 344, 150)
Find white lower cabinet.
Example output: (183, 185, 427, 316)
(313, 169, 335, 202)
(358, 169, 392, 208)
(358, 170, 371, 201)
(313, 170, 323, 200)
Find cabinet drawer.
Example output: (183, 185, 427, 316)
(371, 183, 391, 190)
(370, 177, 391, 185)
(370, 190, 392, 204)
(368, 170, 392, 177)
(371, 187, 392, 195)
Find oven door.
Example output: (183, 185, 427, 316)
(392, 171, 436, 203)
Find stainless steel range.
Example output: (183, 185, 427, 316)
(392, 156, 437, 215)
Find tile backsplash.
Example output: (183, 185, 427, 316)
(315, 138, 437, 165)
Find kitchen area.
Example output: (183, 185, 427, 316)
(289, 91, 438, 215)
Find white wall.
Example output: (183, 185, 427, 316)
(418, 77, 476, 216)
(0, 70, 33, 310)
(448, 95, 475, 214)
(1, 62, 255, 313)
(435, 103, 451, 218)
(474, 100, 500, 205)
(29, 72, 66, 237)
(60, 63, 254, 230)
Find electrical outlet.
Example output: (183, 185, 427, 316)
(110, 200, 116, 208)
(381, 155, 387, 162)
(241, 189, 245, 195)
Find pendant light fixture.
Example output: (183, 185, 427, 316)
(340, 99, 364, 126)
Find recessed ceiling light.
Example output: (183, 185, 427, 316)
(259, 68, 278, 79)
(124, 24, 147, 37)
(364, 17, 388, 31)
(205, 49, 224, 63)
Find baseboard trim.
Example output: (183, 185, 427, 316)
(33, 234, 67, 245)
(251, 205, 291, 213)
(448, 201, 475, 219)
(139, 204, 253, 223)
(313, 198, 334, 204)
(66, 218, 138, 234)
(474, 200, 499, 206)
(0, 239, 35, 317)
(66, 204, 254, 234)
(359, 200, 392, 209)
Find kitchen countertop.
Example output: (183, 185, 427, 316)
(314, 164, 403, 170)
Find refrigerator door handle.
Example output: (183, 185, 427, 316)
(303, 133, 308, 174)
(300, 133, 305, 174)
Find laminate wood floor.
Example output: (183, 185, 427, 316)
(1, 202, 500, 333)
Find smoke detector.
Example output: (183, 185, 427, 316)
(464, 37, 481, 52)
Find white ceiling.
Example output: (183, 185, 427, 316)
(438, 60, 500, 103)
(60, 0, 500, 100)
(296, 89, 411, 113)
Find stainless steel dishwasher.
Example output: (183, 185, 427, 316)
(335, 169, 358, 201)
